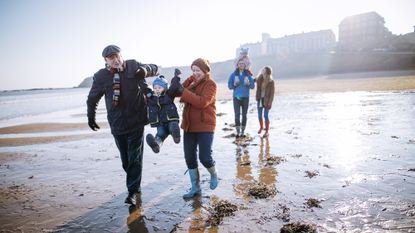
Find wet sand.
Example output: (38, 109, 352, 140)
(1, 72, 415, 232)
(0, 123, 109, 147)
(218, 70, 415, 99)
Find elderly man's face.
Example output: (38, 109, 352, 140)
(105, 53, 123, 69)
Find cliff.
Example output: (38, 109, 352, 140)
(78, 52, 415, 87)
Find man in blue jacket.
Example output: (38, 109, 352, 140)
(86, 45, 157, 205)
(228, 58, 255, 137)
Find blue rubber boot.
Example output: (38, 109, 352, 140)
(183, 168, 201, 199)
(207, 166, 218, 190)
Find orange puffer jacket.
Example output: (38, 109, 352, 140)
(180, 74, 217, 132)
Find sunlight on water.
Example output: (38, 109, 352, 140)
(323, 92, 367, 170)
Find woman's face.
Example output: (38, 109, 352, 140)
(192, 65, 205, 80)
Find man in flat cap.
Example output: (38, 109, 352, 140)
(87, 45, 158, 205)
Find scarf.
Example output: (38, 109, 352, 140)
(110, 68, 122, 107)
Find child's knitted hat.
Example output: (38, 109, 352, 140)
(153, 75, 168, 90)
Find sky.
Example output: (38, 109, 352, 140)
(0, 0, 414, 90)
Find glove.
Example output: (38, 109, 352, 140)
(174, 68, 182, 77)
(244, 76, 250, 86)
(169, 79, 184, 96)
(233, 77, 240, 87)
(143, 88, 153, 99)
(171, 76, 181, 85)
(148, 64, 158, 76)
(135, 64, 158, 79)
(88, 117, 100, 131)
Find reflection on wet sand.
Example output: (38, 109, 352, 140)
(234, 142, 254, 200)
(233, 136, 279, 200)
(186, 197, 205, 233)
(258, 137, 277, 185)
(127, 194, 149, 233)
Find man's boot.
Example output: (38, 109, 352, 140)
(183, 168, 201, 199)
(207, 166, 218, 190)
(241, 125, 246, 137)
(125, 192, 137, 205)
(236, 126, 241, 138)
(263, 120, 270, 137)
(258, 119, 263, 134)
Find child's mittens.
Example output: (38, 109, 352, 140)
(145, 92, 153, 98)
(174, 68, 182, 77)
(234, 77, 240, 87)
(244, 76, 250, 86)
(171, 76, 181, 85)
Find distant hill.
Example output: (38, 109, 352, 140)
(78, 76, 93, 87)
(78, 52, 415, 87)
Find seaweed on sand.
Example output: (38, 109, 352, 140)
(206, 200, 238, 226)
(247, 182, 277, 199)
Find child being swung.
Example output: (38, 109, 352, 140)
(146, 69, 182, 153)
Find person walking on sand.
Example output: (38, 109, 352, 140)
(168, 58, 219, 199)
(228, 57, 255, 137)
(255, 66, 275, 137)
(146, 69, 182, 153)
(86, 45, 158, 205)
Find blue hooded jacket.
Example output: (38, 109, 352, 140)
(227, 69, 255, 98)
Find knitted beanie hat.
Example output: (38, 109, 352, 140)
(191, 58, 211, 74)
(153, 76, 168, 90)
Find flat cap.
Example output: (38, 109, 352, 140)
(102, 45, 121, 57)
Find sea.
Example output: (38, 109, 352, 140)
(0, 88, 99, 127)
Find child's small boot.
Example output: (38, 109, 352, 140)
(146, 134, 161, 153)
(170, 123, 181, 144)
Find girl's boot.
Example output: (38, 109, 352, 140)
(263, 120, 270, 137)
(258, 119, 263, 134)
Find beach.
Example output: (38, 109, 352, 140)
(1, 71, 415, 232)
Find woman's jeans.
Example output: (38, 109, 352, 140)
(257, 99, 269, 121)
(233, 97, 249, 128)
(113, 127, 144, 195)
(183, 132, 215, 169)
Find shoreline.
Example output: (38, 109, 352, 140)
(0, 73, 414, 147)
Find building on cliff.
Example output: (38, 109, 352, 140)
(338, 11, 392, 51)
(237, 30, 336, 58)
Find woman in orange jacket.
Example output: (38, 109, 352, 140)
(170, 58, 218, 199)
